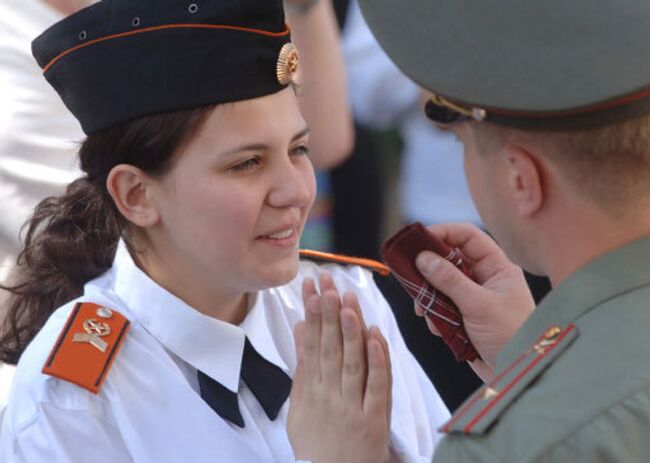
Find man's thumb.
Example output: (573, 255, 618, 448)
(415, 251, 481, 312)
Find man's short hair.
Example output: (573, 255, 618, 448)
(472, 114, 650, 216)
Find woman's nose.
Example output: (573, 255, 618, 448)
(267, 158, 314, 209)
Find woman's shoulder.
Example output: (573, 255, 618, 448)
(296, 258, 378, 290)
(273, 255, 393, 327)
(7, 293, 130, 425)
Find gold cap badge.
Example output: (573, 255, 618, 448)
(277, 43, 300, 85)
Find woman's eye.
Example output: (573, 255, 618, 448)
(292, 145, 310, 157)
(230, 157, 261, 172)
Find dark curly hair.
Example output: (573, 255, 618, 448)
(0, 107, 213, 364)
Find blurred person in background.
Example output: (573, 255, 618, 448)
(0, 0, 87, 283)
(339, 0, 551, 411)
(340, 0, 483, 410)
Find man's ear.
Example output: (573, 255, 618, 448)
(106, 164, 160, 227)
(502, 144, 545, 218)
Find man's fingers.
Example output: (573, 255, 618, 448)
(302, 278, 322, 383)
(340, 308, 366, 405)
(425, 223, 492, 259)
(414, 300, 425, 317)
(423, 313, 442, 336)
(413, 301, 443, 336)
(415, 250, 485, 316)
(468, 358, 495, 383)
(425, 223, 508, 283)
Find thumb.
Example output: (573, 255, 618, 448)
(415, 251, 484, 316)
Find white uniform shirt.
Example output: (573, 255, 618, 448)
(0, 243, 450, 462)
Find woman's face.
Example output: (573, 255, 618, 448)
(146, 88, 316, 307)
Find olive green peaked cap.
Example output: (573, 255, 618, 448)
(358, 0, 650, 129)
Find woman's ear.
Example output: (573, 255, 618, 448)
(106, 164, 160, 227)
(502, 144, 545, 218)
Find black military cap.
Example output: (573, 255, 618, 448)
(32, 0, 300, 134)
(359, 0, 650, 130)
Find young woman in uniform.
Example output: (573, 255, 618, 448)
(0, 1, 449, 461)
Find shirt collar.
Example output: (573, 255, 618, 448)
(111, 242, 251, 392)
(496, 235, 650, 370)
(240, 290, 291, 374)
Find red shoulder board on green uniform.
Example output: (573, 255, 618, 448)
(299, 249, 390, 276)
(42, 302, 130, 394)
(441, 324, 579, 435)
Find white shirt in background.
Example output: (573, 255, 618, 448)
(342, 1, 481, 227)
(0, 0, 84, 281)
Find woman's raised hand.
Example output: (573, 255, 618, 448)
(288, 272, 392, 463)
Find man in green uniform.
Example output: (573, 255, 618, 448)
(285, 1, 650, 461)
(352, 1, 650, 461)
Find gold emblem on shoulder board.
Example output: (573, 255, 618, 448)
(276, 42, 300, 85)
(96, 306, 113, 319)
(482, 386, 499, 400)
(72, 318, 111, 353)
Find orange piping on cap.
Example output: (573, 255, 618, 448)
(487, 86, 650, 119)
(43, 23, 291, 73)
(299, 249, 390, 276)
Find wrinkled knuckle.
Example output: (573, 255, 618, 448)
(343, 359, 361, 376)
(303, 340, 318, 356)
(366, 379, 386, 395)
(321, 345, 340, 361)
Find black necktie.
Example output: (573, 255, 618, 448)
(197, 338, 292, 428)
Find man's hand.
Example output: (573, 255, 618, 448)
(415, 223, 535, 375)
(288, 272, 392, 463)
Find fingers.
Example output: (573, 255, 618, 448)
(294, 320, 306, 362)
(319, 273, 343, 391)
(423, 313, 442, 336)
(468, 358, 495, 383)
(414, 300, 425, 317)
(302, 277, 322, 383)
(414, 302, 442, 338)
(340, 308, 365, 405)
(368, 327, 391, 389)
(425, 223, 509, 283)
(291, 321, 306, 402)
(363, 334, 390, 418)
(415, 250, 485, 315)
(367, 326, 392, 419)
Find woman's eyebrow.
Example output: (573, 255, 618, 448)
(219, 126, 310, 158)
(291, 126, 310, 141)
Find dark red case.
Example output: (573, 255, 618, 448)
(381, 223, 479, 362)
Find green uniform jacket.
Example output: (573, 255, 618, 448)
(434, 235, 650, 462)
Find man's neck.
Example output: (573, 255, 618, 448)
(542, 205, 650, 286)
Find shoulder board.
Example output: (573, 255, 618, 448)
(299, 249, 390, 276)
(42, 302, 130, 394)
(441, 324, 579, 435)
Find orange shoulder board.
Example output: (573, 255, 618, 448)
(42, 302, 130, 394)
(299, 249, 390, 276)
